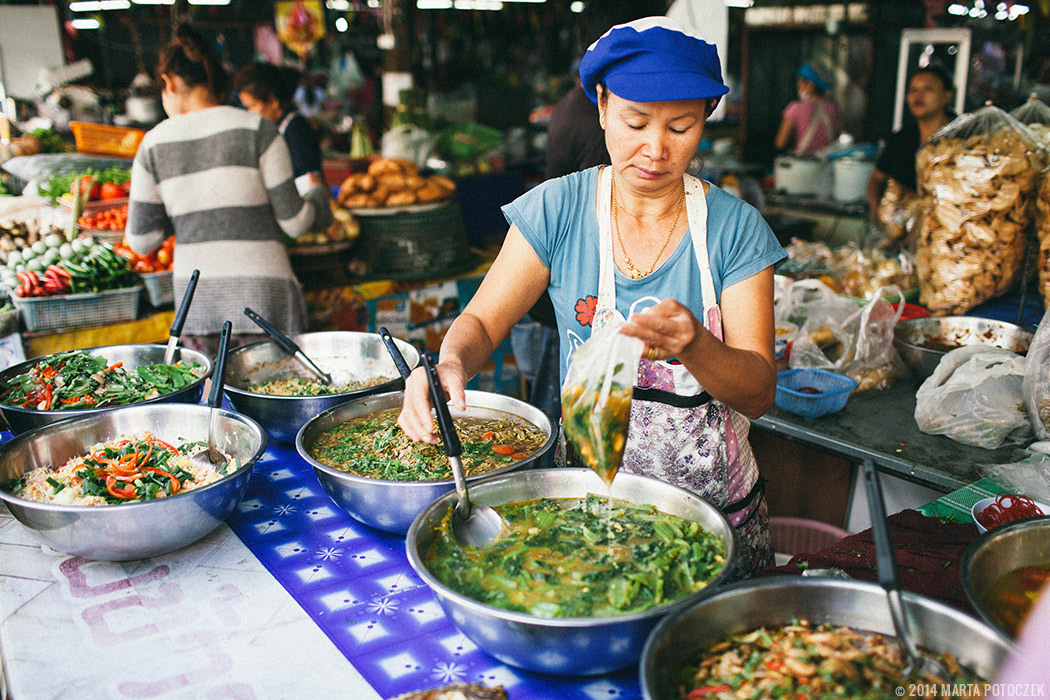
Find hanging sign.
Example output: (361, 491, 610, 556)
(745, 3, 869, 27)
(275, 0, 325, 60)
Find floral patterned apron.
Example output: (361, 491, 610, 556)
(592, 166, 773, 578)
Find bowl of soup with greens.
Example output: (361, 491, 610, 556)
(405, 467, 736, 676)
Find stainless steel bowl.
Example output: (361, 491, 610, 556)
(0, 403, 267, 561)
(224, 331, 420, 443)
(405, 468, 737, 676)
(962, 517, 1050, 638)
(641, 577, 1013, 699)
(895, 316, 1033, 382)
(0, 344, 212, 436)
(297, 389, 555, 535)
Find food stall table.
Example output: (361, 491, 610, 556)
(0, 433, 640, 699)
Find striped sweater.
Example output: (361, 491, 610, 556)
(127, 106, 331, 335)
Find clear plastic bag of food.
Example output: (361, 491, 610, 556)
(914, 345, 1032, 448)
(1011, 95, 1050, 309)
(915, 104, 1050, 315)
(560, 321, 643, 485)
(1023, 305, 1050, 439)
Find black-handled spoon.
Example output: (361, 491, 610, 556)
(162, 269, 199, 365)
(378, 326, 412, 380)
(243, 307, 333, 385)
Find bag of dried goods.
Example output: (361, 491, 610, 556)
(915, 104, 1050, 315)
(915, 345, 1032, 448)
(1011, 94, 1050, 308)
(560, 321, 643, 485)
(875, 178, 925, 244)
(1023, 305, 1050, 439)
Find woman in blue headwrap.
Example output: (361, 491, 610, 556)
(774, 62, 841, 156)
(397, 16, 786, 577)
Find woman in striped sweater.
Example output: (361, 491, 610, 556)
(127, 24, 331, 356)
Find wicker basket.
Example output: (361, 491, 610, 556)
(12, 286, 142, 333)
(351, 202, 478, 280)
(70, 122, 146, 158)
(139, 270, 173, 307)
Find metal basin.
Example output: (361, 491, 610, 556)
(962, 517, 1050, 638)
(641, 577, 1013, 699)
(224, 331, 419, 443)
(0, 403, 267, 561)
(405, 468, 737, 676)
(895, 316, 1033, 382)
(0, 344, 212, 436)
(297, 389, 555, 535)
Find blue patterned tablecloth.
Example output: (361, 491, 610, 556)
(225, 439, 641, 700)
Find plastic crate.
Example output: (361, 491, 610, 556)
(70, 121, 146, 158)
(11, 286, 142, 333)
(775, 368, 857, 419)
(139, 270, 173, 307)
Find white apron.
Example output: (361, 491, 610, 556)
(591, 167, 772, 575)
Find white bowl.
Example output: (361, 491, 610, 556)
(971, 495, 1050, 534)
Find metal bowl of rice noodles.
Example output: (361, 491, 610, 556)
(296, 389, 556, 535)
(640, 576, 1013, 699)
(404, 468, 737, 676)
(223, 331, 420, 443)
(0, 403, 266, 561)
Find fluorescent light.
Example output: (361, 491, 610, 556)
(326, 0, 351, 8)
(500, 0, 544, 2)
(71, 18, 101, 29)
(70, 1, 103, 10)
(418, 0, 453, 8)
(725, 0, 754, 6)
(131, 0, 175, 5)
(456, 0, 502, 8)
(335, 16, 349, 31)
(947, 3, 968, 14)
(188, 0, 230, 4)
(570, 1, 584, 11)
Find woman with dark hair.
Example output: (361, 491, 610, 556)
(126, 24, 331, 356)
(233, 62, 324, 190)
(774, 62, 840, 156)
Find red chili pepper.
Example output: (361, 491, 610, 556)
(492, 444, 516, 455)
(105, 475, 137, 500)
(511, 452, 529, 460)
(686, 686, 732, 699)
(151, 437, 179, 454)
(42, 384, 53, 411)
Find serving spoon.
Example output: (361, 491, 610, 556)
(421, 351, 506, 548)
(862, 459, 954, 681)
(162, 269, 199, 366)
(192, 320, 231, 468)
(243, 307, 335, 385)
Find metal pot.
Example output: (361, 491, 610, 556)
(296, 389, 555, 535)
(0, 403, 267, 561)
(224, 331, 419, 443)
(641, 577, 1013, 699)
(405, 468, 737, 676)
(774, 156, 832, 198)
(894, 316, 1033, 383)
(0, 344, 212, 436)
(962, 517, 1050, 638)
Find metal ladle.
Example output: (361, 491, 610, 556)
(862, 459, 954, 681)
(243, 307, 333, 385)
(421, 352, 506, 548)
(192, 320, 231, 468)
(162, 269, 199, 366)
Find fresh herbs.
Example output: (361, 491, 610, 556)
(423, 494, 726, 618)
(245, 374, 393, 396)
(0, 350, 204, 411)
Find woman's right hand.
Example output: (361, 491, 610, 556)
(397, 360, 469, 444)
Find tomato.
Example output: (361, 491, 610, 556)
(156, 248, 172, 267)
(99, 182, 124, 200)
(76, 175, 100, 200)
(119, 181, 132, 196)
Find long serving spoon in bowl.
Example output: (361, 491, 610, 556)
(162, 269, 199, 366)
(378, 326, 413, 382)
(243, 307, 334, 386)
(192, 320, 231, 468)
(420, 351, 506, 548)
(862, 459, 954, 681)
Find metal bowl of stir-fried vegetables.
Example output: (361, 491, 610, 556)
(0, 402, 266, 561)
(0, 344, 212, 435)
(297, 389, 556, 535)
(223, 331, 420, 443)
(404, 468, 736, 676)
(640, 577, 1013, 699)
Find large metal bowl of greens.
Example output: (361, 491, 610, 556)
(297, 389, 556, 535)
(0, 344, 212, 436)
(224, 331, 419, 443)
(640, 577, 1012, 699)
(0, 402, 266, 561)
(404, 468, 737, 676)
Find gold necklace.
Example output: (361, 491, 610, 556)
(612, 174, 685, 279)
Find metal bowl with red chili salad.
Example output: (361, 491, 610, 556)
(5, 432, 230, 506)
(307, 407, 547, 481)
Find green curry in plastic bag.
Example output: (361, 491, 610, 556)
(561, 322, 644, 484)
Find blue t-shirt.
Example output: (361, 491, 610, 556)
(502, 167, 786, 382)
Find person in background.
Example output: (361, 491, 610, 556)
(866, 64, 955, 222)
(774, 62, 840, 156)
(234, 62, 325, 193)
(398, 17, 786, 578)
(295, 72, 327, 121)
(126, 23, 332, 357)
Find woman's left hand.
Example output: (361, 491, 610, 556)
(620, 299, 704, 362)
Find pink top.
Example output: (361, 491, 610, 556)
(782, 97, 840, 155)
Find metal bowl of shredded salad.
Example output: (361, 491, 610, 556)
(0, 402, 266, 561)
(0, 344, 212, 436)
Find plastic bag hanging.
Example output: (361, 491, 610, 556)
(915, 103, 1050, 314)
(560, 321, 643, 485)
(1011, 94, 1050, 308)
